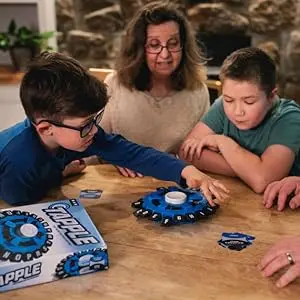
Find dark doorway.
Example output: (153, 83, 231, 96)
(197, 33, 252, 66)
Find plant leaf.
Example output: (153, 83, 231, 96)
(0, 33, 10, 51)
(0, 19, 55, 52)
(39, 31, 54, 39)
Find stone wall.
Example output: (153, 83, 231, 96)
(56, 0, 300, 102)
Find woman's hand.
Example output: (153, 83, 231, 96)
(181, 165, 229, 205)
(260, 236, 300, 288)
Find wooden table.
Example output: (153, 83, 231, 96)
(1, 165, 300, 299)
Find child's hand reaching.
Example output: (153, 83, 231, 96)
(181, 165, 229, 205)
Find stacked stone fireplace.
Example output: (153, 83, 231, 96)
(56, 0, 300, 102)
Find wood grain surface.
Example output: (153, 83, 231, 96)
(1, 164, 300, 299)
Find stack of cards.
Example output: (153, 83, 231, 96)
(218, 232, 255, 251)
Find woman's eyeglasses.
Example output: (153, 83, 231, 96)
(145, 39, 183, 54)
(35, 108, 105, 138)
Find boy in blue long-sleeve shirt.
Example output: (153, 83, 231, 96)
(0, 52, 228, 206)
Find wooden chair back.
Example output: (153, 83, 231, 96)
(89, 68, 222, 97)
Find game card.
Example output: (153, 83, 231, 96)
(79, 189, 103, 199)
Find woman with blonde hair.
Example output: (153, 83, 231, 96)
(101, 1, 209, 177)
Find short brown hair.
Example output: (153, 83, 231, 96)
(116, 1, 207, 91)
(20, 52, 107, 121)
(219, 47, 276, 97)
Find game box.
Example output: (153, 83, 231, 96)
(0, 199, 108, 292)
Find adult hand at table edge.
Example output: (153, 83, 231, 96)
(181, 165, 229, 206)
(263, 177, 300, 211)
(260, 236, 300, 288)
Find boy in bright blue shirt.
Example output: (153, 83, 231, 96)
(0, 52, 228, 206)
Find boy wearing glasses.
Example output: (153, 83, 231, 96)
(0, 52, 228, 206)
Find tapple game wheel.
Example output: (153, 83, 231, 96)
(55, 248, 109, 279)
(132, 186, 219, 226)
(0, 210, 53, 262)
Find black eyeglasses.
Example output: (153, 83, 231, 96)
(35, 108, 105, 138)
(145, 39, 183, 54)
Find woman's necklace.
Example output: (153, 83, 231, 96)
(148, 89, 175, 102)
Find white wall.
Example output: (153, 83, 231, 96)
(0, 84, 25, 130)
(0, 0, 56, 130)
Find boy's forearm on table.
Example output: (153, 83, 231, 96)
(187, 149, 236, 177)
(218, 137, 271, 192)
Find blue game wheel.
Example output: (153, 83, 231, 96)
(0, 210, 53, 262)
(132, 186, 219, 226)
(55, 248, 109, 279)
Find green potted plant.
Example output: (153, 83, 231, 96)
(0, 19, 54, 71)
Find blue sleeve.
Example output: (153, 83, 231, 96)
(1, 160, 62, 206)
(85, 128, 187, 184)
(201, 97, 225, 134)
